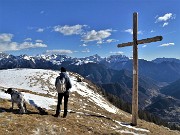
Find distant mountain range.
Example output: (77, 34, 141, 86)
(1, 52, 180, 82)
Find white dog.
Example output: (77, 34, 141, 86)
(5, 88, 27, 114)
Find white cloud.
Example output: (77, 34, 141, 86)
(54, 24, 86, 35)
(0, 33, 47, 52)
(18, 42, 47, 50)
(150, 30, 155, 33)
(156, 13, 173, 22)
(155, 13, 176, 27)
(37, 28, 44, 32)
(106, 39, 118, 43)
(163, 22, 169, 27)
(36, 40, 43, 43)
(0, 42, 47, 52)
(137, 30, 143, 35)
(124, 29, 133, 34)
(159, 43, 175, 47)
(80, 44, 88, 47)
(142, 45, 147, 48)
(96, 39, 118, 44)
(97, 40, 104, 44)
(45, 49, 73, 55)
(24, 38, 32, 41)
(110, 51, 123, 55)
(82, 48, 90, 53)
(82, 29, 113, 43)
(0, 33, 13, 42)
(124, 29, 143, 35)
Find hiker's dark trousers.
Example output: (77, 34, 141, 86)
(56, 91, 69, 116)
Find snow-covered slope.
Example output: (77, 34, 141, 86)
(0, 69, 55, 94)
(0, 69, 118, 113)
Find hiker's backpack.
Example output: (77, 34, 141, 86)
(56, 77, 66, 93)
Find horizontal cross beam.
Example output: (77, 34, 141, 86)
(117, 36, 163, 48)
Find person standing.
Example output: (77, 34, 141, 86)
(53, 67, 72, 118)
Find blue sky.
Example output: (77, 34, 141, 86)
(0, 0, 179, 60)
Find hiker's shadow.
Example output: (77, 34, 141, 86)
(29, 100, 48, 115)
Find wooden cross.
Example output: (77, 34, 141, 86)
(117, 12, 163, 126)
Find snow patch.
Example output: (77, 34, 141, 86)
(22, 92, 57, 110)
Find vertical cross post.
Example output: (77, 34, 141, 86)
(132, 12, 138, 126)
(116, 12, 162, 126)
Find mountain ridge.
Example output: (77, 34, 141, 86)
(1, 53, 180, 83)
(1, 52, 180, 65)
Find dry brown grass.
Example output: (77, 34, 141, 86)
(0, 98, 119, 135)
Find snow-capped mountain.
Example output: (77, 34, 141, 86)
(71, 54, 104, 65)
(0, 53, 129, 66)
(104, 55, 129, 63)
(0, 52, 9, 59)
(2, 53, 179, 69)
(37, 54, 73, 65)
(1, 53, 180, 67)
(1, 53, 180, 83)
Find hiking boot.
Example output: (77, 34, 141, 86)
(63, 114, 67, 118)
